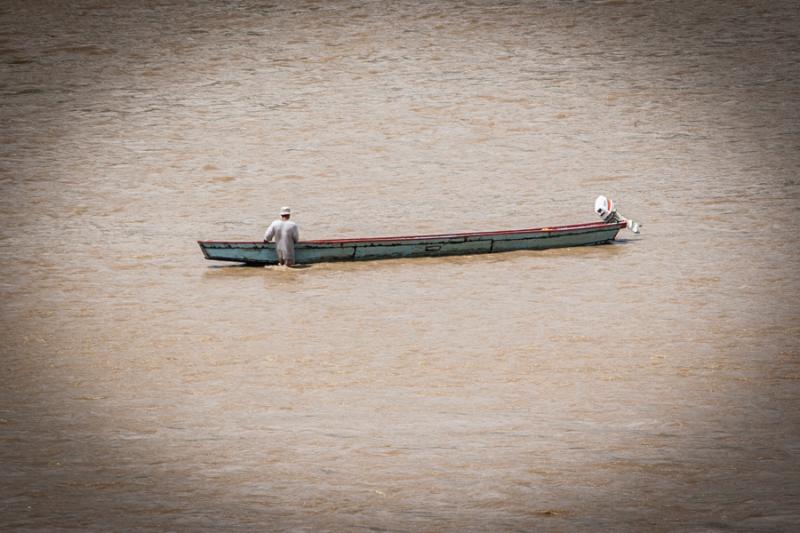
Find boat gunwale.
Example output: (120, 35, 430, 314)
(198, 220, 626, 247)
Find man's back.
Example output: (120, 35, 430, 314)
(264, 218, 299, 265)
(265, 219, 298, 243)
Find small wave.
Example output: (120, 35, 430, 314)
(209, 176, 236, 183)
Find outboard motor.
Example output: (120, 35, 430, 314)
(595, 195, 640, 233)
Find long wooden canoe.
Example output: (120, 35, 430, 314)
(198, 220, 627, 265)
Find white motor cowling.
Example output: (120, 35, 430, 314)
(594, 195, 641, 233)
(594, 195, 617, 223)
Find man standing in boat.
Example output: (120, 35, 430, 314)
(264, 206, 299, 266)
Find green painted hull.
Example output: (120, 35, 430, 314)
(198, 221, 625, 265)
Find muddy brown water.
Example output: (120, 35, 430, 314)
(1, 1, 799, 531)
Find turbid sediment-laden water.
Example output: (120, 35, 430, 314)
(1, 0, 799, 531)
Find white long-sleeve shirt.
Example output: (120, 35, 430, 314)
(264, 219, 299, 262)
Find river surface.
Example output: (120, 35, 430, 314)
(1, 0, 799, 531)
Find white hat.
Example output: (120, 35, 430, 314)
(280, 206, 291, 216)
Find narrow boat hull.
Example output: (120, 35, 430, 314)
(198, 221, 626, 265)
